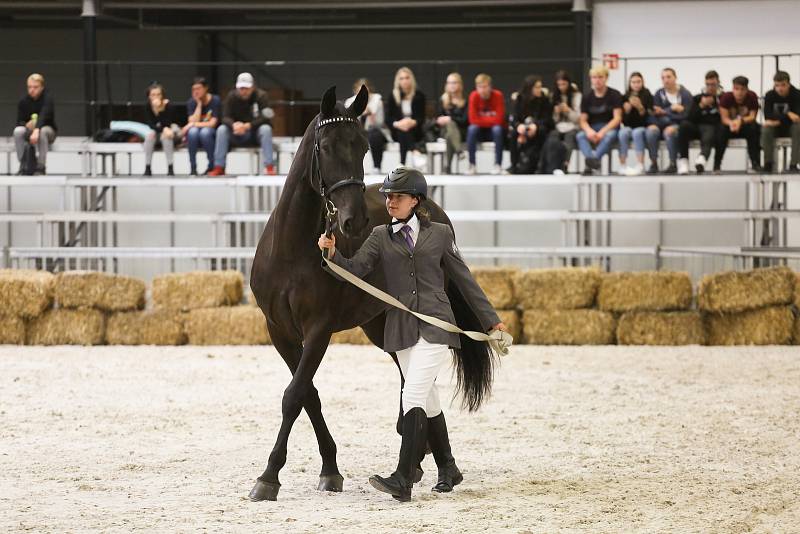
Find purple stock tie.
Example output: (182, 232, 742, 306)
(400, 225, 415, 252)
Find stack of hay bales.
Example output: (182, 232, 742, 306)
(0, 269, 55, 344)
(698, 266, 795, 345)
(515, 267, 614, 345)
(795, 273, 800, 344)
(601, 271, 704, 346)
(153, 270, 268, 345)
(472, 267, 522, 343)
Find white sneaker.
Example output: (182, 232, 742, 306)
(625, 162, 643, 176)
(695, 154, 707, 173)
(677, 158, 690, 175)
(372, 167, 381, 175)
(490, 164, 502, 175)
(412, 150, 428, 170)
(553, 169, 565, 176)
(617, 165, 628, 176)
(465, 164, 477, 175)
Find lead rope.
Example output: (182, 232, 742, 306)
(320, 235, 513, 356)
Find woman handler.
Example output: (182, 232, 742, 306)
(318, 166, 507, 502)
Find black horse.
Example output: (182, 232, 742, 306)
(248, 85, 495, 501)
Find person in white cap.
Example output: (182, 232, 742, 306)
(208, 72, 276, 175)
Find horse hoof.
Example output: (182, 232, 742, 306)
(249, 480, 280, 501)
(317, 473, 344, 492)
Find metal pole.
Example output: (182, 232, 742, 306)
(82, 0, 98, 136)
(572, 0, 591, 87)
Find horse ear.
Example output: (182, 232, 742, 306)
(320, 86, 337, 117)
(347, 84, 369, 118)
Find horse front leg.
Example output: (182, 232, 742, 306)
(249, 328, 331, 502)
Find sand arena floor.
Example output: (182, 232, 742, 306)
(1, 344, 799, 533)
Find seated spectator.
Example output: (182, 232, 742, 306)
(508, 75, 553, 174)
(539, 70, 581, 174)
(677, 70, 723, 174)
(761, 71, 800, 173)
(576, 65, 622, 175)
(385, 67, 426, 169)
(648, 68, 692, 174)
(208, 72, 275, 176)
(617, 72, 653, 176)
(433, 72, 468, 174)
(13, 73, 56, 175)
(143, 83, 183, 177)
(181, 77, 221, 176)
(345, 78, 391, 174)
(466, 73, 506, 175)
(715, 76, 762, 173)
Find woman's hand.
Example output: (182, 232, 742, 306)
(318, 232, 336, 256)
(492, 322, 508, 332)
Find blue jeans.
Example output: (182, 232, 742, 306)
(213, 123, 273, 168)
(617, 126, 646, 160)
(466, 124, 504, 165)
(576, 122, 619, 160)
(186, 126, 216, 170)
(646, 124, 678, 163)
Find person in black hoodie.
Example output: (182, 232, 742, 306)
(142, 83, 183, 176)
(386, 67, 427, 168)
(13, 73, 56, 175)
(508, 75, 553, 174)
(677, 70, 723, 174)
(761, 71, 800, 173)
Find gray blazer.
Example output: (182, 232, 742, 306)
(325, 220, 501, 353)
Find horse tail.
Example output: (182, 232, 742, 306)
(446, 280, 498, 412)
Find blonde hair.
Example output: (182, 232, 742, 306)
(589, 65, 609, 79)
(475, 73, 492, 86)
(392, 67, 417, 105)
(353, 77, 375, 95)
(440, 72, 465, 108)
(27, 73, 45, 86)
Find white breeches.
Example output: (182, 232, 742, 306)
(396, 336, 452, 417)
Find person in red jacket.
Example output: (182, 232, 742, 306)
(466, 73, 506, 175)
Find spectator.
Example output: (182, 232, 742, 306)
(433, 72, 468, 174)
(539, 70, 581, 174)
(648, 68, 692, 174)
(385, 67, 426, 169)
(466, 73, 506, 175)
(761, 71, 800, 173)
(13, 73, 56, 175)
(617, 72, 653, 176)
(677, 70, 723, 175)
(181, 77, 221, 176)
(208, 72, 275, 176)
(715, 76, 762, 173)
(576, 65, 623, 175)
(345, 78, 391, 174)
(143, 83, 183, 177)
(508, 75, 553, 174)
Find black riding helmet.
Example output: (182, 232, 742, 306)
(379, 166, 428, 200)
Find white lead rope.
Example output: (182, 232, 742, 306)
(322, 254, 513, 356)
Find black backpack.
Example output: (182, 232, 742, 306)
(20, 143, 38, 175)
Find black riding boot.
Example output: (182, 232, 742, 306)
(370, 407, 428, 502)
(397, 395, 427, 483)
(427, 412, 463, 493)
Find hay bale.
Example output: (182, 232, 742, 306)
(705, 306, 794, 346)
(471, 267, 519, 309)
(54, 271, 145, 311)
(522, 309, 615, 345)
(617, 311, 705, 346)
(497, 309, 522, 344)
(330, 327, 372, 345)
(597, 271, 692, 312)
(794, 315, 800, 345)
(697, 266, 794, 313)
(153, 271, 243, 312)
(107, 310, 186, 345)
(0, 314, 26, 344)
(245, 288, 259, 307)
(184, 306, 269, 345)
(514, 267, 600, 310)
(0, 269, 54, 318)
(26, 309, 105, 346)
(794, 272, 800, 309)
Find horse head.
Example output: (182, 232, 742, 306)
(311, 85, 370, 238)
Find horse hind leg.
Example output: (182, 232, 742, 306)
(249, 329, 340, 501)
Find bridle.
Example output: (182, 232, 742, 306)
(312, 114, 366, 246)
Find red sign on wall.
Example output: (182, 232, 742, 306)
(603, 53, 620, 70)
